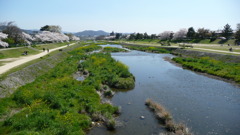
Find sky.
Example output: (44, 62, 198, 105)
(0, 0, 239, 34)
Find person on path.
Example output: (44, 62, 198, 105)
(43, 48, 45, 52)
(47, 48, 49, 53)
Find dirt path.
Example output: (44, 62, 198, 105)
(0, 43, 76, 74)
(192, 47, 240, 54)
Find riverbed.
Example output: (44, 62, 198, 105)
(88, 46, 240, 135)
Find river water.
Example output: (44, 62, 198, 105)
(88, 46, 240, 135)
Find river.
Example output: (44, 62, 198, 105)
(88, 45, 240, 135)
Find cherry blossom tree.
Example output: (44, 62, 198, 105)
(22, 32, 34, 45)
(0, 32, 9, 47)
(34, 31, 69, 43)
(65, 33, 80, 41)
(71, 35, 80, 41)
(173, 29, 187, 40)
(159, 31, 173, 40)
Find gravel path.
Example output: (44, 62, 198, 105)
(0, 43, 76, 74)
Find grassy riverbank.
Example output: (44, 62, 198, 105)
(102, 47, 128, 52)
(0, 43, 135, 134)
(124, 46, 170, 53)
(172, 57, 240, 83)
(114, 39, 236, 45)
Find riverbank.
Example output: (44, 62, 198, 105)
(163, 57, 240, 88)
(89, 48, 240, 135)
(0, 43, 135, 134)
(109, 40, 240, 56)
(172, 56, 240, 85)
(0, 43, 81, 98)
(114, 42, 240, 85)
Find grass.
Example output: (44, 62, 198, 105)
(78, 52, 135, 90)
(172, 57, 240, 83)
(0, 47, 40, 60)
(145, 99, 191, 135)
(0, 42, 76, 60)
(114, 39, 236, 46)
(188, 48, 240, 56)
(188, 39, 235, 45)
(191, 45, 240, 53)
(102, 47, 128, 52)
(0, 43, 135, 134)
(124, 45, 171, 53)
(0, 43, 79, 80)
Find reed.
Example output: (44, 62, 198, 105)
(145, 99, 192, 135)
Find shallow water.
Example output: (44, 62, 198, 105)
(88, 50, 240, 135)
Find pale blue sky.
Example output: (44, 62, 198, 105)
(0, 0, 239, 34)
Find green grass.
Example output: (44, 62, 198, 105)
(114, 39, 236, 46)
(0, 43, 80, 80)
(0, 42, 76, 60)
(0, 47, 40, 60)
(124, 45, 170, 53)
(0, 43, 135, 135)
(172, 57, 240, 83)
(102, 47, 128, 52)
(188, 39, 235, 45)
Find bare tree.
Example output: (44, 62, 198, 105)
(2, 22, 24, 44)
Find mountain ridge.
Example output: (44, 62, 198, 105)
(74, 30, 109, 37)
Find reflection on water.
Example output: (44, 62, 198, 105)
(88, 50, 240, 135)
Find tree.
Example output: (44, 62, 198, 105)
(110, 31, 115, 36)
(186, 27, 195, 39)
(235, 23, 240, 45)
(0, 32, 9, 47)
(150, 34, 157, 39)
(22, 32, 34, 45)
(143, 32, 149, 39)
(129, 34, 136, 40)
(1, 22, 24, 45)
(222, 24, 233, 39)
(65, 33, 80, 41)
(210, 31, 217, 42)
(159, 31, 173, 40)
(196, 28, 211, 39)
(35, 31, 69, 43)
(173, 29, 187, 40)
(40, 25, 62, 33)
(115, 33, 122, 39)
(135, 33, 143, 39)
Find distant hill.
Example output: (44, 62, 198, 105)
(74, 30, 109, 37)
(22, 29, 39, 34)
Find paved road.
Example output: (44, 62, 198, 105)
(0, 43, 76, 74)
